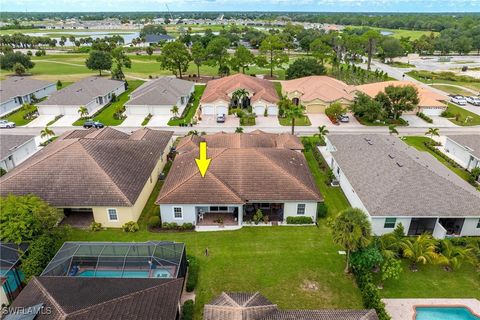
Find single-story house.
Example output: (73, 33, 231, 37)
(145, 33, 175, 45)
(37, 76, 125, 116)
(125, 77, 195, 116)
(281, 76, 356, 113)
(0, 134, 38, 172)
(355, 81, 446, 116)
(0, 77, 56, 116)
(321, 134, 480, 238)
(0, 242, 29, 306)
(0, 127, 173, 228)
(200, 74, 280, 117)
(156, 131, 321, 228)
(204, 292, 378, 320)
(444, 135, 480, 172)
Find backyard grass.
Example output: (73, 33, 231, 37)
(168, 85, 205, 126)
(443, 103, 480, 126)
(402, 136, 471, 181)
(72, 80, 144, 126)
(1, 104, 38, 126)
(279, 115, 311, 126)
(430, 84, 473, 96)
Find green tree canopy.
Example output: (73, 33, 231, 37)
(158, 41, 191, 78)
(258, 35, 289, 78)
(85, 50, 112, 76)
(285, 58, 326, 80)
(0, 51, 35, 71)
(191, 41, 206, 78)
(229, 45, 255, 74)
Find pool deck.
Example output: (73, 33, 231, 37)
(383, 298, 480, 320)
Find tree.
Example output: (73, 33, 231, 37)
(362, 30, 382, 70)
(425, 127, 440, 139)
(380, 258, 403, 288)
(437, 240, 471, 271)
(231, 88, 249, 108)
(314, 125, 329, 142)
(12, 62, 26, 75)
(351, 92, 386, 122)
(140, 25, 167, 37)
(285, 58, 326, 80)
(0, 195, 63, 244)
(0, 51, 35, 71)
(205, 37, 230, 75)
(258, 35, 289, 78)
(40, 126, 55, 139)
(78, 106, 89, 119)
(401, 234, 438, 271)
(146, 46, 154, 56)
(325, 102, 346, 120)
(280, 97, 305, 135)
(380, 37, 405, 63)
(310, 38, 334, 64)
(235, 127, 244, 133)
(171, 105, 179, 118)
(380, 85, 419, 119)
(331, 208, 372, 273)
(376, 233, 401, 260)
(85, 50, 112, 76)
(388, 124, 399, 135)
(230, 45, 254, 74)
(159, 41, 191, 78)
(111, 47, 131, 80)
(191, 41, 206, 78)
(350, 246, 384, 272)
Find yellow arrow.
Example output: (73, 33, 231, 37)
(195, 141, 211, 177)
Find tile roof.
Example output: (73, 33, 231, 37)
(263, 310, 379, 320)
(7, 277, 183, 320)
(327, 134, 480, 217)
(0, 77, 55, 104)
(447, 135, 480, 159)
(38, 76, 124, 106)
(201, 74, 279, 104)
(0, 134, 36, 160)
(355, 81, 445, 108)
(0, 127, 173, 207)
(125, 77, 194, 106)
(157, 132, 321, 204)
(281, 76, 356, 103)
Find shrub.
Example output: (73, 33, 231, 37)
(183, 223, 194, 230)
(416, 112, 433, 123)
(90, 221, 102, 231)
(253, 209, 264, 224)
(122, 221, 139, 232)
(353, 268, 391, 320)
(186, 255, 199, 292)
(56, 80, 62, 88)
(286, 216, 313, 224)
(147, 216, 161, 228)
(317, 202, 328, 218)
(350, 246, 384, 272)
(182, 300, 194, 320)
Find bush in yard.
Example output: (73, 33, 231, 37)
(253, 209, 264, 225)
(186, 255, 199, 292)
(353, 268, 391, 320)
(148, 216, 161, 228)
(182, 300, 194, 320)
(90, 222, 102, 231)
(286, 216, 313, 224)
(350, 246, 384, 272)
(122, 221, 139, 232)
(317, 202, 328, 218)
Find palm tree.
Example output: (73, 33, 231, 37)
(425, 127, 440, 139)
(376, 233, 401, 260)
(437, 240, 471, 271)
(314, 125, 329, 142)
(284, 104, 305, 135)
(231, 89, 249, 108)
(401, 234, 438, 271)
(235, 127, 244, 133)
(40, 127, 55, 139)
(78, 106, 89, 119)
(171, 105, 179, 118)
(388, 124, 399, 135)
(331, 208, 372, 273)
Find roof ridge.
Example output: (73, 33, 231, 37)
(222, 292, 240, 307)
(243, 291, 260, 307)
(34, 278, 68, 318)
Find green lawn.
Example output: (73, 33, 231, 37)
(73, 80, 144, 126)
(357, 117, 408, 127)
(443, 103, 480, 126)
(430, 84, 473, 96)
(279, 115, 311, 126)
(390, 61, 415, 68)
(273, 81, 283, 97)
(402, 136, 470, 181)
(1, 104, 38, 126)
(347, 26, 436, 40)
(168, 85, 205, 126)
(407, 70, 480, 93)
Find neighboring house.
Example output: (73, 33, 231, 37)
(0, 135, 37, 172)
(144, 33, 175, 45)
(321, 134, 480, 239)
(281, 76, 356, 113)
(125, 77, 195, 116)
(156, 131, 322, 229)
(37, 76, 125, 116)
(204, 292, 378, 320)
(200, 74, 280, 117)
(0, 242, 29, 306)
(444, 135, 480, 172)
(0, 77, 56, 116)
(0, 127, 173, 228)
(355, 81, 446, 116)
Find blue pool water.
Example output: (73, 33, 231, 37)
(0, 269, 25, 293)
(416, 307, 480, 320)
(77, 269, 171, 278)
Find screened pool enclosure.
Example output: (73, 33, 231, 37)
(41, 241, 187, 279)
(0, 242, 28, 304)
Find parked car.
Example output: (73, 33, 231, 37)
(216, 114, 226, 123)
(83, 119, 104, 128)
(338, 114, 350, 123)
(466, 96, 480, 106)
(451, 95, 467, 105)
(0, 120, 16, 128)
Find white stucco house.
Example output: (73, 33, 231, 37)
(156, 131, 321, 230)
(443, 135, 480, 172)
(321, 134, 480, 239)
(124, 77, 194, 116)
(0, 135, 38, 172)
(0, 77, 56, 116)
(37, 76, 125, 116)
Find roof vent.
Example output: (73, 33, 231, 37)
(364, 137, 371, 142)
(368, 141, 374, 146)
(396, 161, 403, 167)
(388, 154, 395, 159)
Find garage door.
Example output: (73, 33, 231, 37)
(306, 103, 327, 114)
(202, 105, 215, 115)
(267, 106, 278, 116)
(152, 106, 171, 116)
(216, 106, 228, 115)
(422, 107, 444, 116)
(126, 106, 148, 116)
(254, 106, 265, 116)
(38, 105, 61, 115)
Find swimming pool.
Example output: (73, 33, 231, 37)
(77, 269, 171, 278)
(415, 307, 480, 320)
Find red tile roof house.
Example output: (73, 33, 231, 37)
(199, 74, 280, 118)
(156, 131, 322, 230)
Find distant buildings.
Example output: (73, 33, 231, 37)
(0, 135, 37, 172)
(144, 33, 175, 45)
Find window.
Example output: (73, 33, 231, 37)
(477, 218, 480, 229)
(260, 203, 270, 209)
(297, 204, 306, 215)
(384, 218, 396, 228)
(173, 207, 183, 219)
(210, 206, 228, 212)
(107, 209, 118, 221)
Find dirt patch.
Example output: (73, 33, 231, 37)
(301, 279, 320, 292)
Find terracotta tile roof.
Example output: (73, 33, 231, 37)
(263, 309, 379, 320)
(355, 81, 445, 108)
(0, 128, 173, 207)
(157, 133, 321, 204)
(281, 76, 356, 103)
(201, 74, 279, 104)
(7, 277, 183, 320)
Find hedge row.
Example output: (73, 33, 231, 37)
(186, 255, 199, 292)
(182, 300, 194, 320)
(162, 222, 195, 231)
(416, 112, 433, 123)
(353, 269, 391, 320)
(286, 216, 314, 224)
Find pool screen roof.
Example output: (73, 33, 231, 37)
(41, 241, 185, 278)
(0, 242, 29, 272)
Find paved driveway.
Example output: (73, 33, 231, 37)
(120, 115, 144, 127)
(255, 116, 279, 127)
(26, 115, 56, 128)
(308, 113, 362, 128)
(402, 115, 457, 128)
(51, 115, 78, 127)
(199, 115, 240, 128)
(147, 115, 170, 127)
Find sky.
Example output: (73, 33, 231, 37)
(2, 0, 479, 12)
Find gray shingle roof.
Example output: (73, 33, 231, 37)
(0, 77, 54, 104)
(447, 135, 480, 159)
(38, 76, 124, 106)
(145, 34, 174, 43)
(0, 134, 36, 160)
(327, 134, 480, 217)
(125, 77, 194, 106)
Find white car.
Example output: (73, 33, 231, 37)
(466, 96, 480, 106)
(0, 120, 15, 128)
(451, 95, 467, 105)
